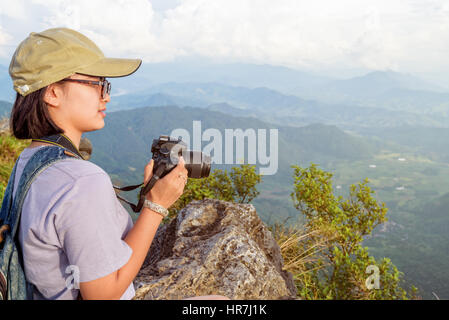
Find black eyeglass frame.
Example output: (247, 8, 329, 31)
(59, 78, 111, 99)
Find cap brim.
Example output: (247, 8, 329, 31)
(75, 57, 142, 78)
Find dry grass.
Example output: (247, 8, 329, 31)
(270, 222, 336, 298)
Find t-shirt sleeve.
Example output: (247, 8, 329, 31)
(53, 172, 133, 283)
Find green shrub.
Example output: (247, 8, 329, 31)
(289, 163, 418, 299)
(0, 130, 29, 201)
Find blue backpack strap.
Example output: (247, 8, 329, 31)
(6, 146, 73, 237)
(0, 163, 19, 225)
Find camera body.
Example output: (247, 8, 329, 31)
(151, 135, 211, 179)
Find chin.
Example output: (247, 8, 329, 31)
(84, 122, 105, 132)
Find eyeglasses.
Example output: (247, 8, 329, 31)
(60, 78, 111, 99)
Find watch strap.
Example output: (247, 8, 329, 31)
(143, 199, 168, 218)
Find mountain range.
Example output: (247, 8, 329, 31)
(105, 82, 449, 129)
(1, 62, 448, 125)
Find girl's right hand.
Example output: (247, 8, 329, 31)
(143, 156, 188, 209)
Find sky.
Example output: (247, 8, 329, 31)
(0, 0, 449, 85)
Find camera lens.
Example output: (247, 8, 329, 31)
(183, 151, 211, 178)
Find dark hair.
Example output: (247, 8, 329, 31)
(9, 87, 64, 139)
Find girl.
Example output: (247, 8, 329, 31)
(6, 27, 227, 300)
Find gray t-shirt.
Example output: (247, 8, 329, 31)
(14, 145, 135, 300)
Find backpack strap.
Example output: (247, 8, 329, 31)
(0, 162, 19, 226)
(5, 146, 75, 240)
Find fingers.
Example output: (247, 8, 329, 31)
(160, 156, 187, 188)
(143, 159, 154, 184)
(176, 156, 188, 176)
(165, 156, 187, 178)
(144, 156, 189, 209)
(144, 157, 187, 185)
(177, 155, 185, 167)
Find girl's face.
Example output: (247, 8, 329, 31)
(46, 73, 110, 138)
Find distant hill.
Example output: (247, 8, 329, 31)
(366, 191, 449, 299)
(363, 88, 449, 116)
(357, 126, 449, 163)
(0, 65, 14, 102)
(0, 100, 12, 118)
(110, 82, 314, 111)
(323, 71, 444, 97)
(207, 103, 255, 118)
(108, 91, 208, 111)
(107, 60, 334, 95)
(108, 82, 449, 128)
(290, 70, 449, 119)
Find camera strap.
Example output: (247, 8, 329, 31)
(32, 134, 84, 159)
(33, 134, 159, 213)
(113, 165, 166, 213)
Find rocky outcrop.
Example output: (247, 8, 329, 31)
(133, 199, 297, 300)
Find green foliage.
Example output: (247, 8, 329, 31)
(0, 130, 29, 201)
(290, 163, 418, 299)
(166, 164, 262, 220)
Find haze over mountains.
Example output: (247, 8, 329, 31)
(1, 61, 449, 127)
(112, 63, 449, 129)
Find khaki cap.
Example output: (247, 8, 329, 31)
(9, 27, 142, 96)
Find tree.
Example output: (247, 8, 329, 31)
(290, 163, 418, 299)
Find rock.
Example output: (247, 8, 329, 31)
(133, 199, 297, 300)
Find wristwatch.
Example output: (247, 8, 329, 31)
(143, 199, 169, 218)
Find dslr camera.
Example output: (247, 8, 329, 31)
(151, 135, 211, 179)
(112, 135, 211, 212)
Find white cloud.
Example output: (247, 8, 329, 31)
(0, 23, 13, 58)
(30, 0, 163, 59)
(0, 0, 448, 80)
(155, 0, 449, 74)
(0, 1, 28, 20)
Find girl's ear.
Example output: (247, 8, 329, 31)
(43, 83, 63, 107)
